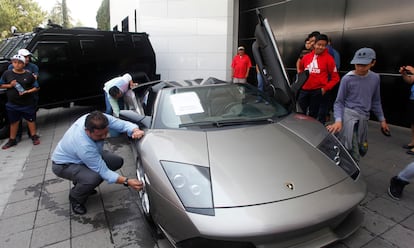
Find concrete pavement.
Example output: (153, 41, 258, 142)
(0, 106, 413, 248)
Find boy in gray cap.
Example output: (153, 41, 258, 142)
(326, 47, 390, 162)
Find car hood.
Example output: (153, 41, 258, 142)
(207, 115, 348, 208)
(145, 114, 348, 208)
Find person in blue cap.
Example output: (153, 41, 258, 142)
(326, 47, 390, 162)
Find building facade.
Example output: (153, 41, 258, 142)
(111, 0, 414, 127)
(110, 0, 238, 82)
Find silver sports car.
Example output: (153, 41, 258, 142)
(120, 11, 366, 248)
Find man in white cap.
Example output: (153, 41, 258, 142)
(8, 49, 39, 79)
(103, 73, 138, 118)
(231, 46, 252, 83)
(326, 47, 389, 162)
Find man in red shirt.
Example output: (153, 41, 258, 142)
(298, 34, 340, 123)
(231, 46, 252, 83)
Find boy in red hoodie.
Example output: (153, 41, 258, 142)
(298, 34, 340, 123)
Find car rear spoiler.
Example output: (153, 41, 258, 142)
(252, 9, 308, 111)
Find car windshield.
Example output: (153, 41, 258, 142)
(153, 83, 289, 129)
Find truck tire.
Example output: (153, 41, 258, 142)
(0, 122, 9, 139)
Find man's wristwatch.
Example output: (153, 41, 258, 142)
(123, 177, 129, 187)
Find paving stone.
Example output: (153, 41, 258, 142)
(28, 146, 51, 157)
(24, 160, 48, 170)
(30, 220, 70, 248)
(381, 224, 414, 248)
(360, 206, 397, 235)
(360, 191, 377, 205)
(365, 196, 413, 223)
(362, 237, 399, 248)
(101, 188, 133, 209)
(0, 211, 35, 236)
(363, 171, 391, 195)
(401, 213, 414, 230)
(8, 187, 40, 203)
(98, 180, 124, 194)
(26, 153, 50, 163)
(71, 209, 107, 237)
(42, 178, 70, 194)
(0, 229, 31, 248)
(42, 239, 71, 248)
(340, 227, 375, 248)
(21, 166, 46, 179)
(35, 204, 70, 228)
(105, 202, 142, 228)
(110, 213, 156, 248)
(1, 197, 39, 218)
(38, 190, 70, 210)
(14, 175, 44, 191)
(71, 228, 114, 248)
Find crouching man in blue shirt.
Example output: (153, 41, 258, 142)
(51, 111, 144, 215)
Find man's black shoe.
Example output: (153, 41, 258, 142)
(388, 176, 409, 200)
(69, 196, 87, 215)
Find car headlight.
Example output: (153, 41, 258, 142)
(317, 134, 360, 180)
(161, 161, 214, 216)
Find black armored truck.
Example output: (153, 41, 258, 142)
(0, 26, 159, 138)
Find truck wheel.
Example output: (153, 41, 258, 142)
(0, 123, 9, 139)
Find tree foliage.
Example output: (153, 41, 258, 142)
(97, 0, 110, 30)
(48, 0, 74, 28)
(0, 0, 46, 38)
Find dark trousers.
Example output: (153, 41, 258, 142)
(52, 151, 123, 204)
(298, 89, 324, 122)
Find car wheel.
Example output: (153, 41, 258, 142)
(137, 166, 151, 219)
(0, 115, 9, 139)
(136, 163, 164, 239)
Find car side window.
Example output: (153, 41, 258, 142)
(33, 43, 70, 63)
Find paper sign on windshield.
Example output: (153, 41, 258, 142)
(170, 92, 204, 115)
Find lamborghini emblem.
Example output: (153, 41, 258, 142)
(285, 182, 294, 190)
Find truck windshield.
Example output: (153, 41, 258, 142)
(0, 33, 35, 59)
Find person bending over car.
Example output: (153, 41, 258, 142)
(103, 73, 138, 118)
(51, 111, 144, 215)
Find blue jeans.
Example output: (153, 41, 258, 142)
(399, 162, 414, 182)
(104, 93, 125, 115)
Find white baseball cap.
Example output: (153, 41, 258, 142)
(18, 48, 32, 56)
(11, 54, 25, 63)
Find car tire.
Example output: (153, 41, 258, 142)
(0, 126, 9, 139)
(136, 162, 164, 239)
(0, 120, 9, 139)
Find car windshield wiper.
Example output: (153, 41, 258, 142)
(179, 118, 274, 128)
(179, 121, 219, 128)
(216, 118, 274, 127)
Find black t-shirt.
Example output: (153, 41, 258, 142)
(1, 70, 36, 106)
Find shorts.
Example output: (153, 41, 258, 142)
(6, 103, 36, 123)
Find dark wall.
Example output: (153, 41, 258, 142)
(239, 0, 414, 127)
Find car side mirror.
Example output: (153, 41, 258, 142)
(119, 110, 151, 128)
